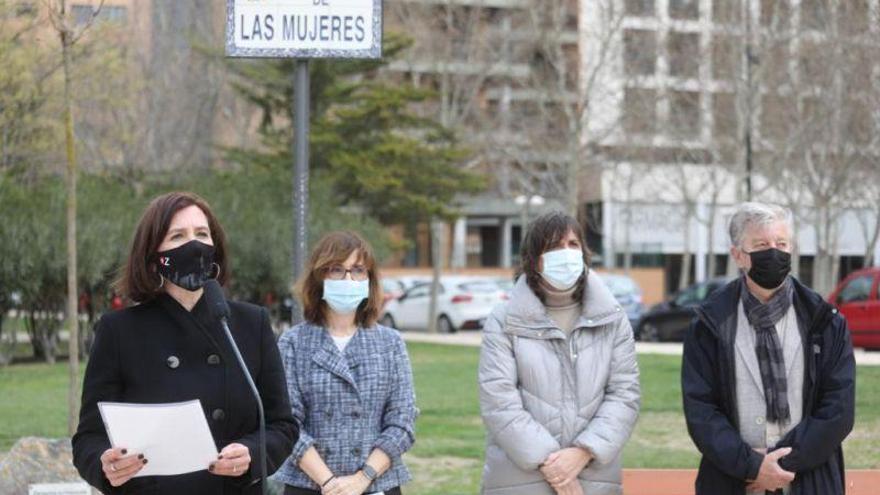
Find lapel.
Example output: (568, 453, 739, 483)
(311, 329, 358, 390)
(735, 302, 766, 398)
(156, 293, 222, 352)
(781, 308, 802, 378)
(343, 328, 368, 371)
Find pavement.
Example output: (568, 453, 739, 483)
(400, 330, 880, 366)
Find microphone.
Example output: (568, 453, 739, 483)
(203, 280, 268, 494)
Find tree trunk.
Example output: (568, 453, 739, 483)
(622, 200, 633, 275)
(706, 203, 717, 278)
(427, 219, 444, 333)
(863, 210, 880, 268)
(679, 207, 693, 291)
(60, 4, 81, 436)
(791, 217, 801, 280)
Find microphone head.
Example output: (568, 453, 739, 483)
(203, 279, 231, 321)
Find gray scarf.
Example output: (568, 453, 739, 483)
(740, 276, 793, 424)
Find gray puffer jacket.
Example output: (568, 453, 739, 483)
(479, 271, 641, 495)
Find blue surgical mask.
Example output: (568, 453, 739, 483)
(540, 248, 585, 290)
(323, 279, 370, 314)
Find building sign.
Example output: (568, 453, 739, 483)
(226, 0, 382, 58)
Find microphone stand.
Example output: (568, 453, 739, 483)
(219, 317, 268, 495)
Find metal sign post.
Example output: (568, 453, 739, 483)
(226, 0, 382, 323)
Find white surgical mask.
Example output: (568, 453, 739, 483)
(323, 279, 370, 314)
(540, 248, 585, 290)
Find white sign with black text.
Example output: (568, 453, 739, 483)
(226, 0, 382, 58)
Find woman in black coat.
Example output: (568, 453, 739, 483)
(72, 191, 297, 494)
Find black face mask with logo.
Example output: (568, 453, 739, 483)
(747, 248, 791, 290)
(155, 240, 216, 291)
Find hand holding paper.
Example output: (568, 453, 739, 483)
(98, 399, 219, 477)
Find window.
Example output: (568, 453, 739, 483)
(71, 4, 127, 25)
(668, 32, 700, 79)
(669, 91, 701, 138)
(761, 38, 791, 90)
(669, 0, 699, 20)
(625, 0, 654, 17)
(761, 95, 795, 141)
(675, 283, 708, 306)
(562, 44, 580, 91)
(761, 0, 791, 29)
(15, 1, 37, 17)
(404, 285, 432, 299)
(845, 99, 873, 146)
(624, 29, 657, 76)
(798, 41, 830, 87)
(837, 275, 874, 304)
(712, 35, 739, 81)
(624, 88, 657, 135)
(71, 4, 93, 25)
(713, 93, 738, 140)
(801, 0, 829, 32)
(838, 0, 869, 35)
(102, 5, 127, 22)
(713, 0, 741, 25)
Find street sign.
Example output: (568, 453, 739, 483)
(226, 0, 382, 59)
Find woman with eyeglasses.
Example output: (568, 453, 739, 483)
(275, 231, 417, 495)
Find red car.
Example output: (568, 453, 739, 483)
(829, 267, 880, 350)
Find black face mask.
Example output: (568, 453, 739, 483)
(747, 248, 791, 290)
(155, 240, 216, 291)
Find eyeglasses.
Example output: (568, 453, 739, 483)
(325, 265, 369, 281)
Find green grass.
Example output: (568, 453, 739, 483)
(1, 343, 879, 495)
(0, 362, 85, 450)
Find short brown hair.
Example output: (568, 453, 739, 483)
(297, 231, 382, 328)
(519, 211, 591, 304)
(116, 191, 229, 302)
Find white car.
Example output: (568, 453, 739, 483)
(380, 276, 508, 333)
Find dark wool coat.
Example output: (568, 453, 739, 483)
(72, 293, 297, 494)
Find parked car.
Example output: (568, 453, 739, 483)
(635, 277, 731, 342)
(381, 277, 406, 307)
(380, 276, 507, 333)
(494, 277, 514, 299)
(829, 267, 880, 350)
(599, 273, 645, 329)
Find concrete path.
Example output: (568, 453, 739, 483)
(400, 331, 880, 366)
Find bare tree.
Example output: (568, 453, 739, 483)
(386, 0, 504, 332)
(498, 0, 627, 215)
(45, 0, 105, 435)
(748, 0, 878, 294)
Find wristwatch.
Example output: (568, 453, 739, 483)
(361, 463, 378, 482)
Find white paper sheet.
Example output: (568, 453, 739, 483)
(98, 399, 219, 477)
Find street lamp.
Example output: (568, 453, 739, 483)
(515, 194, 545, 235)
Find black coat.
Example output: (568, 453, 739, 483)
(681, 277, 855, 495)
(72, 293, 298, 494)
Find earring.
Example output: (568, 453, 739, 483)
(211, 263, 221, 280)
(157, 274, 165, 290)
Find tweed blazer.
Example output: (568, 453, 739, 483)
(272, 322, 417, 492)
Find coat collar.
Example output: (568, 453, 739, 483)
(696, 276, 835, 340)
(309, 325, 377, 391)
(155, 292, 222, 350)
(504, 270, 624, 335)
